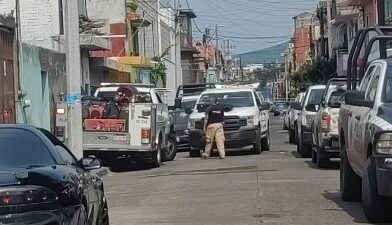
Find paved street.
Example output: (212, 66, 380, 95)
(104, 117, 370, 225)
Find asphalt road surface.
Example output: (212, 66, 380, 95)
(104, 117, 371, 225)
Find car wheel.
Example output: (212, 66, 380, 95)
(362, 156, 391, 223)
(311, 147, 317, 163)
(151, 140, 162, 168)
(97, 198, 110, 225)
(340, 144, 361, 202)
(316, 148, 330, 169)
(261, 129, 270, 151)
(252, 130, 262, 154)
(299, 131, 311, 158)
(162, 134, 177, 162)
(109, 158, 125, 172)
(289, 128, 295, 144)
(189, 149, 201, 158)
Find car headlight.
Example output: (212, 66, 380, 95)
(246, 116, 256, 126)
(376, 133, 392, 154)
(188, 119, 196, 129)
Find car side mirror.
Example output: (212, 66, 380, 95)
(345, 91, 373, 108)
(185, 107, 193, 115)
(320, 101, 326, 107)
(80, 156, 102, 170)
(174, 98, 182, 109)
(291, 102, 302, 110)
(259, 102, 270, 111)
(222, 104, 233, 112)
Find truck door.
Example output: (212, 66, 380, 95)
(350, 65, 377, 169)
(356, 66, 381, 167)
(255, 92, 268, 132)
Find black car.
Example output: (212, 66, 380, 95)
(0, 125, 109, 225)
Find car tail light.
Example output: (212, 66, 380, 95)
(0, 186, 59, 215)
(141, 128, 151, 144)
(321, 113, 331, 132)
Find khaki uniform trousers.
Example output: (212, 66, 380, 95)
(204, 123, 225, 158)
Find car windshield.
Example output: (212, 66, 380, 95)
(181, 100, 197, 110)
(275, 102, 289, 110)
(307, 89, 325, 105)
(0, 128, 55, 168)
(96, 91, 152, 103)
(198, 92, 254, 108)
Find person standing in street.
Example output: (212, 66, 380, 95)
(202, 95, 225, 159)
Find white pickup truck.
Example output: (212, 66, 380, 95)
(81, 83, 173, 169)
(187, 88, 270, 157)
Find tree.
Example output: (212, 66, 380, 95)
(291, 57, 335, 91)
(151, 46, 171, 87)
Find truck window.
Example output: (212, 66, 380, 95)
(307, 89, 325, 105)
(181, 100, 197, 110)
(199, 92, 254, 108)
(365, 67, 381, 102)
(360, 65, 376, 93)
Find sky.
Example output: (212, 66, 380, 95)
(162, 0, 320, 54)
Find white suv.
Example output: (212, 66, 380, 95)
(187, 88, 270, 157)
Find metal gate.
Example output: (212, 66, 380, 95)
(0, 28, 15, 124)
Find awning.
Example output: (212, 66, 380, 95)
(90, 57, 132, 73)
(110, 56, 152, 68)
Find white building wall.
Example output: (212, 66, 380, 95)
(86, 0, 125, 23)
(0, 0, 62, 51)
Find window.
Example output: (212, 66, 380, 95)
(360, 66, 376, 93)
(38, 128, 77, 165)
(0, 128, 55, 168)
(365, 67, 381, 102)
(307, 89, 325, 105)
(181, 100, 197, 110)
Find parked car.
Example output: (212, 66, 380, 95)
(311, 80, 347, 168)
(170, 83, 215, 152)
(79, 83, 172, 170)
(187, 88, 270, 157)
(340, 59, 392, 222)
(292, 85, 326, 158)
(288, 92, 305, 143)
(0, 125, 109, 225)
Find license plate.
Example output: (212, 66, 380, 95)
(113, 135, 127, 141)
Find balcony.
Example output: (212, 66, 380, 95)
(126, 12, 151, 27)
(80, 34, 111, 51)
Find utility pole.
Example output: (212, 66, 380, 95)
(174, 0, 182, 87)
(65, 0, 83, 158)
(240, 58, 244, 83)
(215, 24, 219, 67)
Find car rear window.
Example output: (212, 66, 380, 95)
(0, 128, 55, 168)
(307, 89, 325, 105)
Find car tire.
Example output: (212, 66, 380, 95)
(162, 134, 177, 162)
(299, 131, 311, 158)
(151, 140, 162, 168)
(316, 148, 330, 169)
(97, 198, 110, 225)
(340, 144, 361, 202)
(283, 122, 288, 130)
(311, 147, 317, 163)
(261, 130, 270, 152)
(252, 130, 262, 154)
(289, 128, 295, 144)
(189, 149, 201, 158)
(362, 156, 391, 223)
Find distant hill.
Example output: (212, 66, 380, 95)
(236, 42, 288, 65)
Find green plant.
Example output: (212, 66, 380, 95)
(291, 57, 335, 90)
(151, 46, 172, 87)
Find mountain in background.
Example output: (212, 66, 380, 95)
(235, 42, 288, 65)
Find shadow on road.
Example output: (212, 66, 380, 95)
(321, 191, 369, 224)
(291, 151, 302, 158)
(304, 160, 340, 170)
